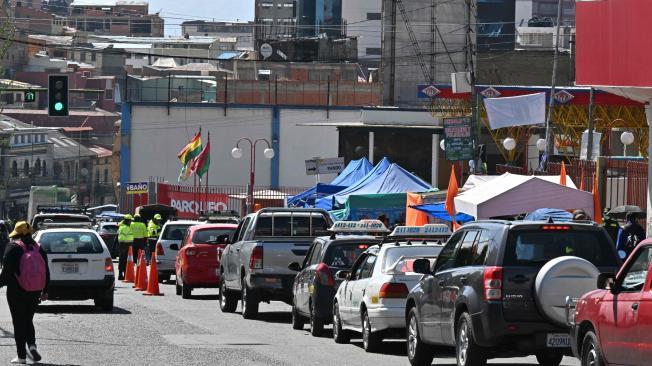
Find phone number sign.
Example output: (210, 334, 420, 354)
(444, 117, 475, 161)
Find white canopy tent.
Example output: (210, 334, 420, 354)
(455, 173, 592, 219)
(462, 174, 577, 191)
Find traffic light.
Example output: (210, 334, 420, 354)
(48, 75, 68, 116)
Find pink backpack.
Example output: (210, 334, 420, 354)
(15, 240, 47, 292)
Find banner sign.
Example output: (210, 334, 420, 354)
(157, 184, 229, 218)
(126, 182, 149, 195)
(443, 117, 475, 161)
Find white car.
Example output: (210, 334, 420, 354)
(332, 225, 450, 352)
(155, 220, 203, 281)
(34, 228, 115, 311)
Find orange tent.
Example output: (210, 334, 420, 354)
(406, 192, 429, 226)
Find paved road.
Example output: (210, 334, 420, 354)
(0, 277, 581, 365)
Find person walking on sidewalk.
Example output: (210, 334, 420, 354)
(0, 221, 49, 364)
(146, 214, 162, 263)
(131, 214, 148, 263)
(117, 215, 134, 280)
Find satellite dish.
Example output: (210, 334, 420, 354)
(260, 43, 273, 59)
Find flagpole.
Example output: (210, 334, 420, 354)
(205, 132, 210, 211)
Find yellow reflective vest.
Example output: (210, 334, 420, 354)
(118, 222, 134, 244)
(131, 221, 148, 239)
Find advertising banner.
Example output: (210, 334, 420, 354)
(157, 184, 229, 219)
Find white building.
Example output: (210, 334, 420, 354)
(342, 0, 382, 68)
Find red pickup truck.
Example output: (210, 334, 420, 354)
(569, 239, 652, 366)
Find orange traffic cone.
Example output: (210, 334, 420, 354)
(123, 246, 135, 283)
(144, 253, 164, 296)
(133, 250, 143, 289)
(135, 251, 148, 291)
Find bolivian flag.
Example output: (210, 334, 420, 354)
(190, 133, 211, 180)
(177, 131, 202, 181)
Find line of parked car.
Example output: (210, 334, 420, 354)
(71, 205, 642, 366)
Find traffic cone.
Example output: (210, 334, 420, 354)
(123, 246, 135, 283)
(144, 253, 164, 296)
(135, 251, 148, 291)
(133, 250, 143, 289)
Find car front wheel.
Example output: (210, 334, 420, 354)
(407, 307, 434, 366)
(456, 313, 486, 366)
(581, 331, 605, 366)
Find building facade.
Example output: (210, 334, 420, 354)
(295, 0, 343, 38)
(68, 0, 164, 37)
(181, 21, 255, 50)
(254, 0, 296, 47)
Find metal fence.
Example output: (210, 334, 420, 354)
(496, 158, 648, 210)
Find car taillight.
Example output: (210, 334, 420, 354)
(315, 263, 334, 286)
(156, 242, 164, 256)
(484, 266, 503, 301)
(541, 225, 571, 230)
(379, 282, 409, 298)
(105, 258, 114, 272)
(249, 246, 263, 270)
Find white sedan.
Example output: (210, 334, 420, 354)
(332, 225, 449, 352)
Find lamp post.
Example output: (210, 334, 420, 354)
(231, 138, 275, 214)
(620, 131, 635, 157)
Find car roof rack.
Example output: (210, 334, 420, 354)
(36, 205, 87, 215)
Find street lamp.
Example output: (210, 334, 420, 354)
(620, 131, 635, 157)
(232, 138, 275, 214)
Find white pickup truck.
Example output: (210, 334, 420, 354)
(218, 208, 332, 319)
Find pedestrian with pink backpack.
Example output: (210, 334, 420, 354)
(0, 221, 49, 364)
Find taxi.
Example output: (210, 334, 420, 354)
(332, 224, 450, 352)
(288, 220, 387, 336)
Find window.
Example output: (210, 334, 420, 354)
(42, 161, 47, 176)
(20, 135, 25, 144)
(11, 161, 17, 177)
(254, 214, 330, 237)
(191, 228, 236, 245)
(455, 230, 480, 267)
(473, 230, 492, 265)
(40, 232, 104, 254)
(504, 229, 618, 267)
(619, 247, 652, 292)
(365, 47, 382, 56)
(104, 88, 113, 100)
(13, 135, 18, 144)
(359, 254, 377, 279)
(161, 224, 195, 241)
(34, 159, 41, 175)
(233, 217, 252, 242)
(434, 232, 464, 272)
(323, 242, 372, 268)
(366, 12, 381, 20)
(308, 242, 323, 266)
(23, 160, 29, 176)
(103, 168, 108, 183)
(383, 246, 443, 272)
(351, 253, 368, 280)
(95, 169, 100, 183)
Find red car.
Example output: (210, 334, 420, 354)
(175, 223, 237, 299)
(570, 239, 651, 366)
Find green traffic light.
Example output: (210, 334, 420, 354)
(54, 102, 64, 111)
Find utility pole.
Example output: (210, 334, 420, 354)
(430, 0, 436, 84)
(388, 0, 397, 105)
(543, 0, 565, 166)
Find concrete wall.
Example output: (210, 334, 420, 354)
(124, 103, 352, 188)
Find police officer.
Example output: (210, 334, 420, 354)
(146, 214, 162, 262)
(131, 214, 148, 263)
(117, 215, 134, 280)
(601, 208, 620, 244)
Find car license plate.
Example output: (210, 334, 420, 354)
(62, 264, 79, 273)
(546, 333, 571, 348)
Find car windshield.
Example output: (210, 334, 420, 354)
(192, 228, 236, 244)
(162, 224, 195, 240)
(322, 242, 374, 268)
(383, 245, 443, 273)
(100, 225, 118, 233)
(504, 229, 618, 267)
(39, 232, 104, 254)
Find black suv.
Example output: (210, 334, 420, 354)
(288, 235, 381, 336)
(405, 220, 620, 366)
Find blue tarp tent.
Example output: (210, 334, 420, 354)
(316, 157, 392, 210)
(411, 203, 475, 223)
(287, 158, 372, 208)
(287, 183, 346, 208)
(330, 158, 373, 186)
(523, 208, 573, 222)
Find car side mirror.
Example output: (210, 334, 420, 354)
(335, 270, 350, 280)
(413, 258, 432, 275)
(169, 244, 179, 251)
(597, 272, 616, 291)
(288, 262, 302, 272)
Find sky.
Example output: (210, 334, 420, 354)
(146, 0, 255, 36)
